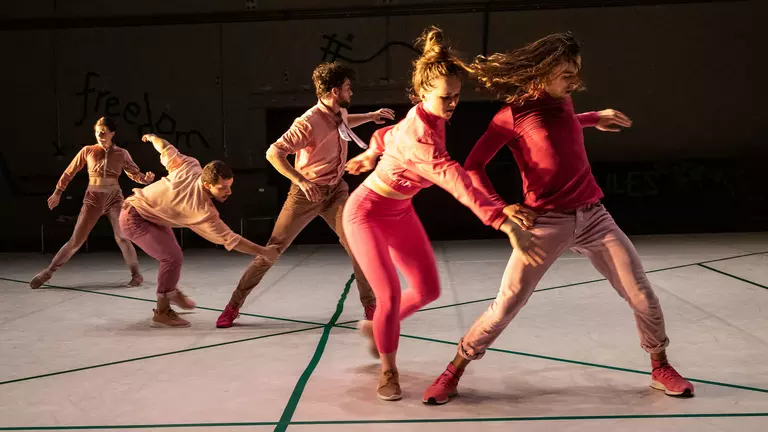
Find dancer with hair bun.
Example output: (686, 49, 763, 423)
(343, 26, 539, 401)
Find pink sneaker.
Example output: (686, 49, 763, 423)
(423, 363, 463, 405)
(216, 303, 240, 328)
(364, 304, 376, 321)
(651, 360, 694, 397)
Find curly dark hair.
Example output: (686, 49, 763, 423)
(312, 61, 356, 99)
(469, 32, 584, 105)
(409, 26, 470, 103)
(202, 160, 233, 185)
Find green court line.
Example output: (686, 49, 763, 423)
(333, 323, 768, 395)
(0, 277, 327, 327)
(335, 319, 358, 327)
(0, 325, 323, 386)
(698, 250, 767, 264)
(418, 278, 607, 313)
(393, 333, 768, 394)
(290, 412, 768, 425)
(698, 264, 768, 291)
(2, 412, 767, 430)
(418, 251, 768, 313)
(3, 250, 763, 326)
(0, 422, 280, 431)
(274, 274, 354, 432)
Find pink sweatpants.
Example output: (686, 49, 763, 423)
(118, 204, 182, 299)
(47, 185, 139, 276)
(459, 203, 669, 360)
(343, 185, 441, 355)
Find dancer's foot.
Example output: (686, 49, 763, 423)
(651, 360, 694, 397)
(423, 362, 463, 405)
(357, 320, 379, 358)
(30, 270, 52, 289)
(151, 308, 190, 328)
(170, 290, 196, 310)
(377, 370, 402, 401)
(216, 303, 240, 328)
(127, 273, 143, 287)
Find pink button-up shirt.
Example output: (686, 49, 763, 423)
(368, 103, 507, 230)
(270, 102, 351, 185)
(125, 145, 243, 250)
(56, 144, 152, 192)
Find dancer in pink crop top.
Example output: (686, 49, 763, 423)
(30, 117, 155, 290)
(342, 27, 539, 402)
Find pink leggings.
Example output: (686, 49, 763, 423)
(342, 185, 440, 355)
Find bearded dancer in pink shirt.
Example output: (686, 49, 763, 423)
(216, 61, 395, 328)
(31, 117, 155, 290)
(422, 32, 693, 405)
(342, 27, 541, 401)
(119, 134, 278, 328)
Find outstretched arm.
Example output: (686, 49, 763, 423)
(191, 216, 278, 263)
(122, 150, 155, 185)
(409, 144, 507, 230)
(142, 133, 171, 153)
(409, 145, 545, 266)
(49, 147, 88, 209)
(578, 109, 632, 131)
(344, 125, 395, 175)
(347, 108, 395, 128)
(141, 134, 198, 174)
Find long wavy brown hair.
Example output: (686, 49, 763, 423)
(469, 32, 584, 105)
(409, 26, 470, 103)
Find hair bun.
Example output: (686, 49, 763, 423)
(419, 26, 447, 60)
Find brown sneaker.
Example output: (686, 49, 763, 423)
(126, 272, 143, 287)
(151, 308, 190, 328)
(377, 370, 402, 401)
(170, 290, 196, 310)
(30, 270, 52, 289)
(357, 320, 379, 358)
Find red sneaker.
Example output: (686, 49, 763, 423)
(423, 363, 464, 405)
(651, 360, 694, 397)
(216, 303, 240, 328)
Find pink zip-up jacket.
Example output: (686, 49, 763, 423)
(368, 103, 507, 230)
(55, 144, 153, 192)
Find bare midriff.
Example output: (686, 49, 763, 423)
(362, 172, 413, 200)
(88, 176, 119, 187)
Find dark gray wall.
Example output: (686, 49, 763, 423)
(0, 0, 765, 251)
